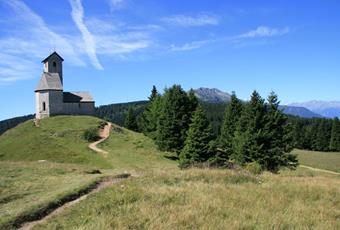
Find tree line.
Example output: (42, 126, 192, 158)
(290, 116, 340, 152)
(0, 115, 34, 135)
(125, 85, 301, 172)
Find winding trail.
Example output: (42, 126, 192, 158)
(89, 122, 112, 156)
(19, 174, 130, 230)
(300, 165, 340, 175)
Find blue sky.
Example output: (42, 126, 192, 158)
(0, 0, 340, 120)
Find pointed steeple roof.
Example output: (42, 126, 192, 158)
(41, 51, 64, 63)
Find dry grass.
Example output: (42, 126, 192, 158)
(34, 168, 340, 230)
(0, 161, 104, 229)
(1, 117, 339, 229)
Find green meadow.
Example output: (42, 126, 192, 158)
(0, 116, 339, 229)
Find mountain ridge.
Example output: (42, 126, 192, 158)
(289, 101, 340, 118)
(193, 88, 322, 118)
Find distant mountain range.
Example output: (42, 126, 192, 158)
(2, 88, 337, 136)
(289, 101, 340, 118)
(194, 88, 232, 103)
(193, 88, 323, 118)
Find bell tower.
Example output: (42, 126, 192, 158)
(42, 51, 64, 85)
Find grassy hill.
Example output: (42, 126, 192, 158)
(0, 116, 110, 168)
(0, 116, 339, 229)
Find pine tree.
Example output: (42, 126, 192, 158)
(315, 119, 331, 151)
(179, 105, 215, 168)
(188, 89, 199, 116)
(263, 92, 297, 171)
(124, 107, 138, 131)
(330, 117, 340, 151)
(149, 85, 158, 101)
(140, 86, 162, 138)
(232, 91, 267, 165)
(156, 85, 196, 154)
(218, 92, 243, 164)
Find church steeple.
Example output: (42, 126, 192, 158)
(42, 52, 64, 85)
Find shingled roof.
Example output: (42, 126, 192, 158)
(63, 92, 94, 103)
(35, 72, 63, 92)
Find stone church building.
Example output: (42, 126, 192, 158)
(35, 52, 95, 119)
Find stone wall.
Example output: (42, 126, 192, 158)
(35, 91, 49, 119)
(35, 90, 64, 119)
(63, 102, 95, 116)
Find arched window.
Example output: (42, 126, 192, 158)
(42, 102, 46, 111)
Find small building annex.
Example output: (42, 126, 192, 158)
(35, 52, 95, 119)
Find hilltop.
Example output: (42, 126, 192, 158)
(0, 116, 339, 229)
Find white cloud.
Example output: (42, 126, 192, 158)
(96, 35, 150, 55)
(69, 0, 104, 70)
(0, 0, 85, 82)
(0, 0, 156, 83)
(237, 26, 290, 38)
(170, 40, 211, 52)
(161, 14, 219, 27)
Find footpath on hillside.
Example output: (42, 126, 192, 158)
(300, 165, 340, 175)
(19, 174, 130, 230)
(88, 122, 112, 156)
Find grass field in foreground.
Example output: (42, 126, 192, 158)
(0, 117, 339, 229)
(0, 161, 104, 229)
(33, 168, 340, 230)
(293, 149, 340, 173)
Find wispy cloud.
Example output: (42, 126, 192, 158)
(237, 26, 290, 39)
(161, 14, 219, 27)
(170, 26, 290, 52)
(69, 0, 104, 70)
(0, 0, 155, 82)
(170, 40, 211, 52)
(0, 0, 84, 82)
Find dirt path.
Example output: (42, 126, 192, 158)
(300, 165, 340, 175)
(89, 122, 112, 156)
(19, 174, 130, 230)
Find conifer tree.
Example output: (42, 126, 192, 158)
(188, 89, 199, 115)
(315, 119, 331, 151)
(179, 105, 215, 168)
(232, 91, 267, 165)
(156, 85, 196, 153)
(218, 92, 243, 164)
(140, 86, 162, 138)
(149, 85, 158, 101)
(124, 106, 138, 131)
(330, 117, 340, 151)
(263, 92, 297, 171)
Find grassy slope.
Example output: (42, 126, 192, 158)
(32, 124, 340, 230)
(0, 116, 113, 228)
(0, 116, 175, 229)
(293, 149, 340, 173)
(0, 116, 110, 168)
(0, 116, 339, 229)
(34, 168, 340, 230)
(0, 161, 103, 229)
(98, 124, 176, 171)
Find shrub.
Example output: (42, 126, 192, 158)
(245, 162, 263, 175)
(83, 127, 100, 142)
(98, 121, 108, 129)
